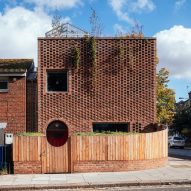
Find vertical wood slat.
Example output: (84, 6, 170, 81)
(73, 129, 168, 162)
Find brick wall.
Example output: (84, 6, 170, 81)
(38, 37, 157, 134)
(73, 158, 168, 173)
(26, 79, 38, 132)
(13, 158, 167, 174)
(14, 161, 41, 174)
(0, 77, 26, 133)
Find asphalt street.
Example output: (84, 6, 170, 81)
(168, 147, 191, 159)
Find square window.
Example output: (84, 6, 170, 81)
(0, 78, 8, 92)
(47, 71, 68, 92)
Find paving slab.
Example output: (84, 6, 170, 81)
(0, 157, 191, 190)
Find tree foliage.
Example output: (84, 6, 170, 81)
(157, 68, 176, 124)
(171, 110, 191, 136)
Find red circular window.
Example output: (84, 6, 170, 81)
(46, 120, 68, 147)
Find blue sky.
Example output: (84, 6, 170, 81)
(0, 0, 191, 101)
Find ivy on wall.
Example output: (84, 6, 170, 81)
(71, 47, 81, 70)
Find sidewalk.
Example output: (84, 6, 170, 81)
(0, 157, 191, 190)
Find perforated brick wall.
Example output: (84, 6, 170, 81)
(0, 77, 26, 133)
(38, 37, 156, 134)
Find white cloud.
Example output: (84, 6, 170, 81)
(0, 6, 70, 66)
(175, 0, 186, 10)
(108, 0, 134, 25)
(155, 25, 191, 79)
(24, 0, 83, 10)
(108, 0, 155, 24)
(0, 7, 51, 65)
(130, 0, 155, 12)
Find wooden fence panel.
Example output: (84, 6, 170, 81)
(13, 136, 42, 162)
(13, 129, 168, 173)
(73, 129, 168, 161)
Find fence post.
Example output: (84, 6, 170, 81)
(68, 136, 73, 173)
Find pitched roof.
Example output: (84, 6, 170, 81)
(45, 23, 89, 37)
(0, 59, 33, 73)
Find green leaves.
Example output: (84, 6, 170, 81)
(157, 68, 176, 124)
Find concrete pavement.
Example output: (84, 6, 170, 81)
(0, 157, 191, 190)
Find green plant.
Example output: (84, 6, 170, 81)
(16, 132, 44, 136)
(74, 131, 138, 136)
(89, 37, 96, 66)
(71, 47, 81, 70)
(0, 167, 8, 175)
(84, 36, 97, 88)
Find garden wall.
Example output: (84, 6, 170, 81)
(13, 129, 168, 174)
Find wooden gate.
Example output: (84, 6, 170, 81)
(41, 136, 69, 173)
(13, 136, 69, 174)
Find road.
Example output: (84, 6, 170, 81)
(169, 147, 191, 159)
(25, 185, 191, 190)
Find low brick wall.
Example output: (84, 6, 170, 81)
(14, 161, 41, 174)
(73, 157, 168, 172)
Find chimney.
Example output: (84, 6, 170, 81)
(188, 91, 191, 99)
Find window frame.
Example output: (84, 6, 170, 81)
(46, 70, 69, 93)
(0, 77, 8, 93)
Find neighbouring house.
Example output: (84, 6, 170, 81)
(176, 91, 191, 113)
(0, 59, 37, 139)
(38, 23, 157, 141)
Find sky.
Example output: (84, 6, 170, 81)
(0, 0, 191, 101)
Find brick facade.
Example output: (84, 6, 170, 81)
(38, 37, 157, 134)
(0, 77, 26, 133)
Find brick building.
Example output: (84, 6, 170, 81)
(0, 59, 37, 138)
(38, 36, 157, 135)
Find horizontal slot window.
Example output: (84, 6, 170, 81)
(93, 122, 129, 132)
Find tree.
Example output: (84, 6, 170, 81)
(171, 110, 191, 136)
(157, 68, 176, 124)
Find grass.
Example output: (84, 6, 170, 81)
(74, 131, 138, 136)
(16, 132, 44, 136)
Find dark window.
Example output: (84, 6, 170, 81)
(174, 137, 184, 141)
(47, 71, 68, 92)
(93, 123, 129, 132)
(0, 81, 8, 92)
(46, 120, 68, 147)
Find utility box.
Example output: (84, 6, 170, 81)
(0, 145, 3, 169)
(5, 134, 13, 145)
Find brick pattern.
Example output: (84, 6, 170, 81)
(14, 161, 41, 174)
(73, 157, 167, 173)
(26, 80, 38, 132)
(0, 77, 26, 133)
(38, 37, 156, 134)
(13, 158, 167, 174)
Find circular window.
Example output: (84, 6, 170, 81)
(46, 120, 68, 147)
